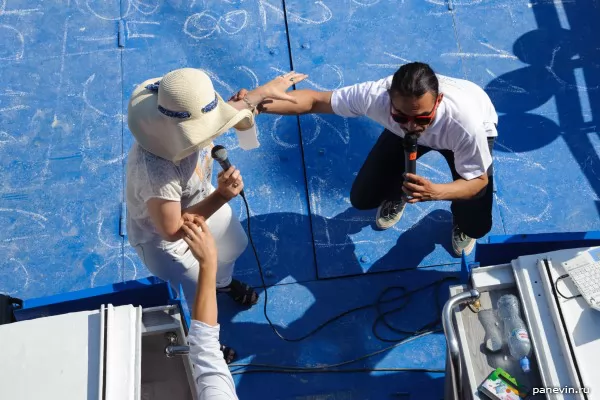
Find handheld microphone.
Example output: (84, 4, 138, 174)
(404, 133, 418, 175)
(211, 145, 245, 198)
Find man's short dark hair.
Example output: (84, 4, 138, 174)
(389, 62, 439, 98)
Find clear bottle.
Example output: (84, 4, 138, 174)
(497, 294, 532, 372)
(478, 309, 503, 353)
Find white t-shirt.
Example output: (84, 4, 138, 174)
(125, 142, 215, 246)
(330, 74, 498, 180)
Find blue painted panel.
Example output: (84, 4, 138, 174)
(282, 0, 502, 277)
(450, 0, 600, 234)
(0, 50, 123, 297)
(0, 1, 121, 60)
(233, 372, 445, 400)
(218, 264, 460, 398)
(119, 1, 316, 286)
(475, 230, 600, 266)
(14, 277, 170, 321)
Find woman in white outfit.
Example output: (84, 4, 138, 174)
(125, 68, 306, 361)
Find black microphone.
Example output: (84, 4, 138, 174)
(211, 145, 245, 198)
(403, 133, 418, 201)
(404, 133, 418, 175)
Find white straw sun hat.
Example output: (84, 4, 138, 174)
(127, 68, 255, 163)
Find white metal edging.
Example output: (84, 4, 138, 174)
(512, 257, 581, 399)
(537, 258, 585, 399)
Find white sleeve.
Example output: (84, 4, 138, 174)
(138, 156, 183, 203)
(452, 128, 493, 181)
(330, 78, 387, 117)
(188, 320, 238, 400)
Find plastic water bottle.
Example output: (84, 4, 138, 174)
(479, 309, 503, 353)
(497, 294, 532, 372)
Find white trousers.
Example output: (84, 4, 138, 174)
(134, 201, 248, 304)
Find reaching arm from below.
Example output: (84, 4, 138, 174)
(182, 217, 238, 400)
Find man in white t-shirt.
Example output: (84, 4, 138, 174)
(254, 62, 498, 256)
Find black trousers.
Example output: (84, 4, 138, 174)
(350, 129, 495, 239)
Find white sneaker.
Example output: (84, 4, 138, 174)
(376, 199, 406, 229)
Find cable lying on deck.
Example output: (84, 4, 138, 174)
(235, 194, 459, 374)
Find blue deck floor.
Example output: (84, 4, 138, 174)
(1, 0, 600, 398)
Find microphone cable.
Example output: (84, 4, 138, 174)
(232, 192, 459, 375)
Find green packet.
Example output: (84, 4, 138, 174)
(478, 368, 530, 399)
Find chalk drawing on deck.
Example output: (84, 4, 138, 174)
(82, 74, 122, 119)
(203, 68, 235, 95)
(184, 9, 249, 40)
(269, 113, 350, 149)
(1, 89, 28, 97)
(0, 0, 41, 15)
(258, 0, 332, 31)
(269, 116, 297, 149)
(496, 183, 551, 224)
(83, 154, 126, 173)
(131, 0, 160, 15)
(126, 20, 160, 39)
(303, 115, 350, 145)
(0, 131, 18, 147)
(236, 66, 260, 89)
(363, 52, 411, 69)
(8, 258, 30, 290)
(0, 24, 24, 61)
(0, 105, 28, 112)
(442, 42, 518, 60)
(485, 68, 528, 93)
(0, 258, 32, 295)
(75, 35, 114, 43)
(82, 0, 127, 21)
(52, 16, 70, 126)
(546, 47, 600, 91)
(426, 0, 483, 5)
(351, 0, 381, 6)
(90, 254, 121, 287)
(494, 141, 547, 171)
(0, 208, 48, 228)
(270, 65, 344, 91)
(81, 0, 160, 21)
(122, 253, 139, 282)
(219, 10, 248, 35)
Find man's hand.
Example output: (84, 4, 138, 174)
(181, 216, 217, 268)
(402, 173, 442, 203)
(215, 166, 244, 201)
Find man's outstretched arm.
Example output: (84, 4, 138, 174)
(182, 217, 238, 400)
(258, 89, 334, 115)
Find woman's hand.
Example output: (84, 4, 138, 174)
(215, 166, 244, 201)
(259, 71, 308, 103)
(228, 71, 308, 110)
(181, 216, 217, 268)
